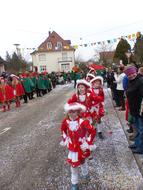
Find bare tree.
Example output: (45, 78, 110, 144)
(93, 42, 114, 67)
(75, 53, 84, 66)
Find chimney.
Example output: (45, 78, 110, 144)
(49, 31, 51, 36)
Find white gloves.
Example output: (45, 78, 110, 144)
(80, 141, 89, 151)
(80, 141, 97, 151)
(60, 137, 71, 147)
(60, 140, 66, 147)
(89, 144, 97, 151)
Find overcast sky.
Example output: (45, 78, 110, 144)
(1, 0, 143, 61)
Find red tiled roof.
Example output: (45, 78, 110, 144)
(99, 51, 115, 59)
(31, 31, 74, 54)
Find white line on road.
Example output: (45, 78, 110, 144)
(0, 127, 11, 135)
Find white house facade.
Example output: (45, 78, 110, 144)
(0, 57, 6, 74)
(31, 31, 75, 73)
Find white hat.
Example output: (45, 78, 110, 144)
(76, 79, 91, 89)
(86, 73, 96, 80)
(89, 67, 96, 73)
(64, 102, 86, 113)
(90, 76, 103, 85)
(10, 74, 19, 79)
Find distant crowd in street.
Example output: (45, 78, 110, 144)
(0, 70, 85, 112)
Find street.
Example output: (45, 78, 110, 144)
(0, 84, 143, 190)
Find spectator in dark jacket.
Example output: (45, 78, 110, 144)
(125, 66, 143, 154)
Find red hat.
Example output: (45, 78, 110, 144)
(64, 102, 86, 113)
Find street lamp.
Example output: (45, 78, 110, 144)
(125, 50, 131, 65)
(13, 44, 21, 56)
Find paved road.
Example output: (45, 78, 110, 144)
(0, 84, 143, 190)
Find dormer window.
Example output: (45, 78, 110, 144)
(57, 42, 62, 49)
(47, 42, 52, 49)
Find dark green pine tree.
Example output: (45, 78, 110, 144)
(134, 32, 143, 65)
(114, 38, 131, 65)
(5, 51, 27, 73)
(5, 51, 11, 62)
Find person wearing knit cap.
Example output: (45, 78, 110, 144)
(125, 65, 143, 154)
(124, 66, 137, 80)
(60, 102, 96, 190)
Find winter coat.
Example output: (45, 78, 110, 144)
(126, 75, 143, 116)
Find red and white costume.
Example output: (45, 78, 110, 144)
(61, 117, 96, 167)
(0, 83, 14, 103)
(0, 78, 14, 112)
(61, 103, 96, 166)
(90, 76, 105, 134)
(11, 74, 25, 107)
(11, 74, 25, 97)
(68, 79, 102, 124)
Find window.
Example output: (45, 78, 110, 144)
(62, 52, 67, 60)
(61, 63, 70, 71)
(57, 42, 62, 49)
(39, 54, 46, 61)
(47, 42, 52, 49)
(40, 65, 47, 72)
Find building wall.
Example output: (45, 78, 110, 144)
(32, 50, 75, 73)
(0, 65, 5, 74)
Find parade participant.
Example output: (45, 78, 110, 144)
(68, 79, 104, 124)
(28, 72, 36, 99)
(0, 77, 14, 112)
(20, 72, 34, 103)
(11, 74, 25, 107)
(68, 79, 92, 123)
(86, 73, 96, 82)
(90, 76, 105, 139)
(60, 102, 96, 190)
(88, 67, 97, 75)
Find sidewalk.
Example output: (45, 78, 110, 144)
(82, 88, 143, 190)
(113, 89, 143, 180)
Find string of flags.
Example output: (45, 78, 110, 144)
(72, 31, 141, 49)
(18, 32, 141, 51)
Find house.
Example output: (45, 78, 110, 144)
(31, 31, 75, 73)
(0, 57, 6, 74)
(99, 51, 115, 65)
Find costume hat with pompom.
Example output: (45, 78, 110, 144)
(64, 102, 86, 113)
(76, 79, 91, 89)
(90, 76, 103, 85)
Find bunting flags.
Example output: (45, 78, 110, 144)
(72, 32, 140, 50)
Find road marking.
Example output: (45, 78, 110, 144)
(0, 127, 11, 135)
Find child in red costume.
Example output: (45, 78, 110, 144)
(60, 102, 96, 190)
(0, 77, 14, 112)
(86, 73, 96, 83)
(11, 74, 25, 107)
(90, 76, 105, 139)
(68, 79, 102, 125)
